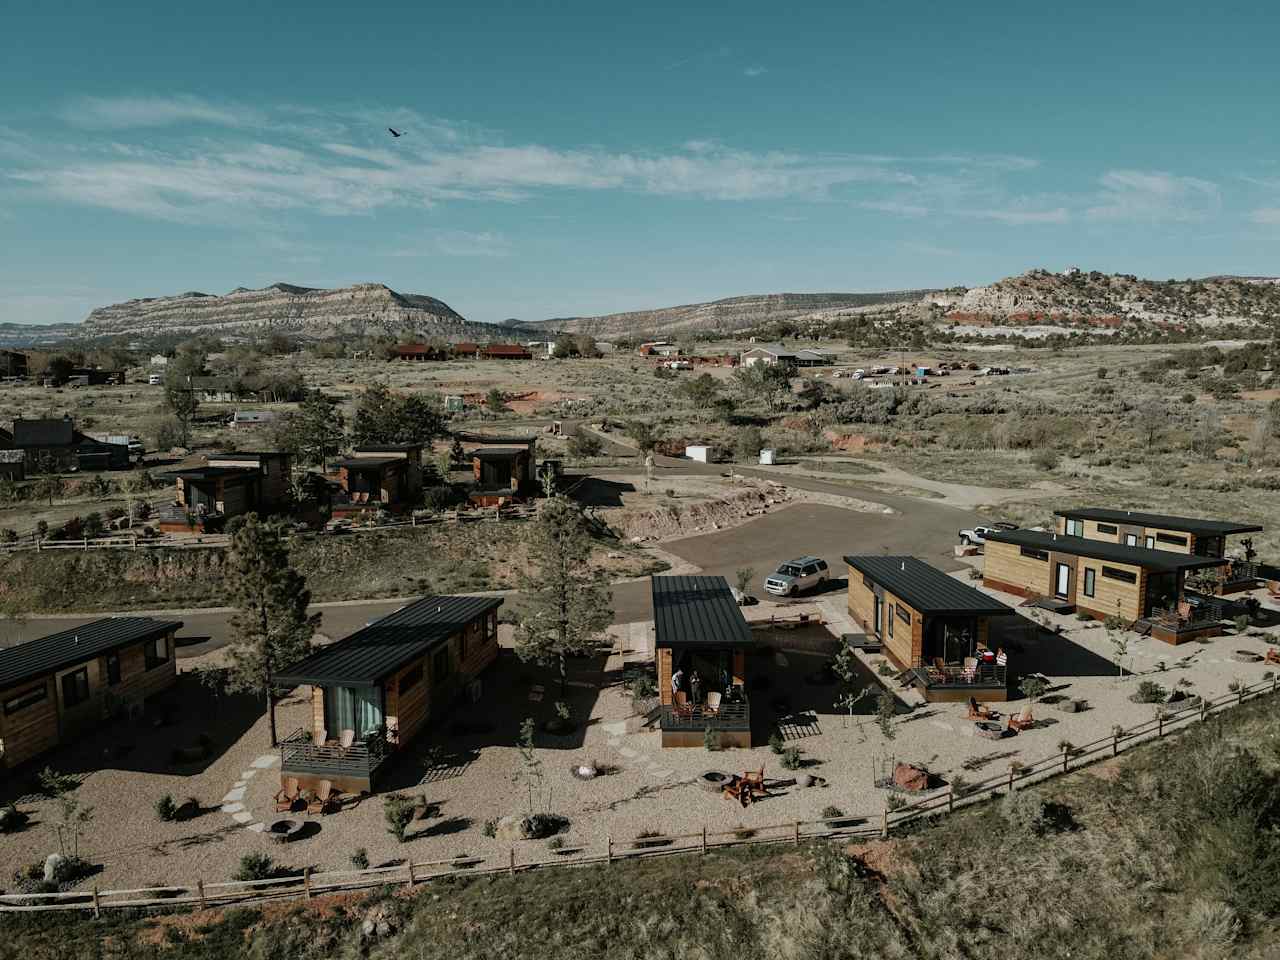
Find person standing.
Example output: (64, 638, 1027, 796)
(690, 670, 703, 705)
(671, 666, 684, 699)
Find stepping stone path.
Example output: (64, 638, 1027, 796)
(218, 754, 278, 833)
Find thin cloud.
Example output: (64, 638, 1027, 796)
(388, 230, 513, 258)
(65, 95, 260, 130)
(743, 66, 767, 77)
(965, 206, 1070, 225)
(1086, 169, 1220, 222)
(1251, 208, 1280, 225)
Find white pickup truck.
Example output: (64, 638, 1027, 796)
(958, 522, 1018, 546)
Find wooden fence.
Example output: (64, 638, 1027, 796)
(2, 673, 1275, 916)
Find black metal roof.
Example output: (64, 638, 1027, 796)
(1054, 507, 1263, 537)
(13, 417, 74, 448)
(984, 529, 1229, 572)
(335, 456, 400, 469)
(651, 576, 755, 649)
(842, 556, 1013, 616)
(273, 595, 504, 688)
(472, 448, 527, 459)
(354, 443, 422, 453)
(452, 431, 537, 445)
(0, 618, 183, 690)
(170, 465, 260, 481)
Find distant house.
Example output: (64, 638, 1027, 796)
(455, 431, 538, 505)
(640, 342, 683, 358)
(0, 349, 28, 378)
(451, 342, 480, 359)
(187, 376, 242, 403)
(56, 368, 125, 387)
(1053, 508, 1261, 560)
(333, 443, 424, 516)
(272, 595, 502, 792)
(739, 344, 795, 367)
(162, 450, 291, 532)
(12, 416, 130, 472)
(793, 349, 834, 367)
(845, 555, 1014, 702)
(983, 529, 1230, 644)
(0, 617, 184, 770)
(653, 576, 755, 748)
(0, 449, 24, 481)
(227, 410, 279, 428)
(393, 343, 447, 362)
(149, 354, 170, 367)
(479, 343, 532, 360)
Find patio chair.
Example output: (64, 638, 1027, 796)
(722, 776, 754, 807)
(1176, 600, 1193, 623)
(1008, 706, 1035, 733)
(740, 767, 767, 798)
(274, 776, 301, 813)
(673, 690, 694, 719)
(1265, 648, 1280, 666)
(966, 697, 998, 721)
(962, 657, 978, 683)
(704, 691, 721, 717)
(334, 729, 356, 755)
(306, 780, 338, 815)
(1268, 580, 1280, 601)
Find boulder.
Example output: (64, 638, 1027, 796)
(43, 853, 66, 884)
(493, 814, 526, 842)
(892, 762, 930, 793)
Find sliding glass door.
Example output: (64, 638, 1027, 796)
(323, 685, 384, 740)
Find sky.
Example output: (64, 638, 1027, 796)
(2, 0, 1279, 327)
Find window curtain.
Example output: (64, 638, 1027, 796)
(324, 686, 383, 740)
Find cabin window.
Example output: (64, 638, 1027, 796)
(323, 685, 383, 740)
(61, 668, 90, 708)
(1083, 568, 1096, 598)
(4, 684, 47, 715)
(1156, 533, 1188, 547)
(896, 604, 911, 625)
(432, 647, 452, 685)
(399, 664, 423, 694)
(486, 613, 498, 643)
(887, 606, 894, 638)
(106, 653, 121, 686)
(1065, 519, 1083, 536)
(1097, 523, 1118, 535)
(145, 635, 168, 670)
(1102, 566, 1137, 584)
(862, 574, 873, 589)
(1020, 547, 1049, 561)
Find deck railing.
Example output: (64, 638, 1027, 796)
(660, 697, 750, 731)
(278, 728, 389, 779)
(916, 662, 1006, 688)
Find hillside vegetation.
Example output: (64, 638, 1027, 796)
(4, 694, 1279, 959)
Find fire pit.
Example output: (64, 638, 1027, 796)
(698, 770, 731, 793)
(1233, 650, 1263, 664)
(269, 819, 304, 843)
(974, 721, 1004, 741)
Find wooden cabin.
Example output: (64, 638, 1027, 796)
(162, 451, 291, 532)
(983, 529, 1229, 643)
(1053, 508, 1262, 593)
(653, 576, 754, 748)
(0, 618, 183, 770)
(272, 595, 502, 793)
(455, 431, 538, 506)
(333, 444, 424, 516)
(845, 556, 1013, 702)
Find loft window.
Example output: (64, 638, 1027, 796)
(862, 574, 873, 589)
(1065, 518, 1083, 536)
(1102, 566, 1137, 584)
(1020, 547, 1049, 561)
(896, 604, 911, 625)
(1156, 533, 1188, 547)
(486, 613, 498, 642)
(399, 664, 423, 695)
(4, 684, 47, 715)
(1083, 568, 1096, 598)
(62, 668, 90, 708)
(1097, 523, 1118, 535)
(145, 635, 168, 670)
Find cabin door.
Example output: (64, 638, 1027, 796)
(1054, 563, 1071, 599)
(873, 595, 884, 637)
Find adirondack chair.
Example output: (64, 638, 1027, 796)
(673, 690, 694, 719)
(704, 691, 722, 717)
(274, 776, 300, 813)
(722, 767, 767, 807)
(1008, 706, 1035, 733)
(334, 728, 356, 755)
(962, 657, 978, 683)
(1265, 648, 1280, 666)
(966, 697, 997, 721)
(306, 779, 338, 815)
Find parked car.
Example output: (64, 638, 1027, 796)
(958, 521, 1018, 545)
(764, 556, 830, 596)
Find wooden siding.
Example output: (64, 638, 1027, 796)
(1059, 515, 1198, 555)
(0, 677, 58, 768)
(845, 566, 923, 668)
(983, 541, 1052, 598)
(985, 541, 1147, 621)
(658, 648, 673, 707)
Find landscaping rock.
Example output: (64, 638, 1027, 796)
(42, 853, 65, 884)
(892, 762, 930, 793)
(493, 815, 526, 842)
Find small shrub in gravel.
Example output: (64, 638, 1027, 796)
(0, 804, 29, 833)
(384, 794, 416, 843)
(234, 852, 276, 882)
(154, 794, 178, 822)
(1132, 680, 1167, 704)
(482, 818, 498, 838)
(522, 813, 569, 840)
(768, 732, 785, 754)
(350, 848, 369, 870)
(733, 825, 756, 840)
(780, 747, 804, 771)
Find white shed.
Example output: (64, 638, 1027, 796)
(685, 445, 712, 463)
(758, 449, 776, 465)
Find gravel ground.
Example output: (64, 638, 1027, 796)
(5, 585, 1278, 892)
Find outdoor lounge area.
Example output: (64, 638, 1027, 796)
(653, 575, 755, 747)
(271, 594, 502, 793)
(983, 529, 1232, 644)
(844, 555, 1015, 702)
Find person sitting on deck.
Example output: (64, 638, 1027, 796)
(671, 667, 685, 698)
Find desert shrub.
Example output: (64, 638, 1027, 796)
(522, 813, 569, 840)
(233, 852, 275, 882)
(546, 836, 565, 851)
(1000, 790, 1048, 835)
(733, 825, 757, 840)
(629, 672, 658, 702)
(1030, 448, 1060, 471)
(886, 795, 908, 811)
(350, 847, 369, 870)
(1132, 680, 1167, 704)
(482, 818, 498, 838)
(780, 747, 804, 770)
(703, 726, 720, 750)
(1018, 676, 1048, 701)
(1183, 898, 1242, 946)
(821, 805, 845, 821)
(769, 732, 785, 754)
(383, 793, 416, 843)
(0, 804, 29, 833)
(154, 794, 177, 822)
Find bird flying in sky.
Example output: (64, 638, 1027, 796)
(388, 127, 403, 137)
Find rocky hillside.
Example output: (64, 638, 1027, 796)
(930, 269, 1280, 328)
(536, 291, 931, 337)
(80, 282, 502, 341)
(0, 322, 82, 349)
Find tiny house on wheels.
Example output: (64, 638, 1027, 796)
(0, 617, 183, 770)
(271, 595, 502, 793)
(844, 555, 1013, 702)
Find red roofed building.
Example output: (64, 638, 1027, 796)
(479, 343, 532, 360)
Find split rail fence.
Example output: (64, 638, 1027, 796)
(2, 673, 1276, 916)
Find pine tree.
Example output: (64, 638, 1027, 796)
(513, 496, 613, 693)
(223, 514, 319, 745)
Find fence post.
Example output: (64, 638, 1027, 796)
(607, 835, 613, 864)
(509, 847, 516, 877)
(1200, 700, 1209, 722)
(1239, 687, 1246, 706)
(881, 806, 888, 839)
(1113, 732, 1119, 756)
(92, 886, 101, 919)
(794, 821, 801, 846)
(701, 826, 707, 855)
(406, 860, 416, 886)
(196, 878, 207, 908)
(1062, 748, 1069, 773)
(303, 866, 312, 899)
(947, 785, 954, 813)
(1158, 715, 1165, 738)
(1008, 766, 1015, 792)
